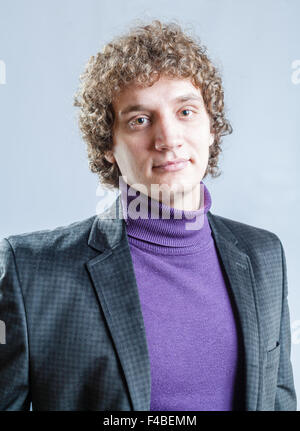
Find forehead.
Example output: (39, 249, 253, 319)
(113, 76, 203, 114)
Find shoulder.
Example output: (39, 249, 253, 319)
(208, 213, 287, 302)
(0, 215, 98, 259)
(208, 212, 284, 260)
(211, 212, 281, 241)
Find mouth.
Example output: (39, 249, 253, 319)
(153, 159, 190, 172)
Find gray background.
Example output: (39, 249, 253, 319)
(0, 0, 299, 409)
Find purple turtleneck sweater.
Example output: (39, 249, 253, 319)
(119, 180, 243, 411)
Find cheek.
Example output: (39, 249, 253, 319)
(113, 138, 132, 161)
(115, 147, 146, 174)
(191, 125, 212, 148)
(189, 136, 210, 165)
(188, 132, 211, 151)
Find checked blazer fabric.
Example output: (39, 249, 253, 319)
(0, 194, 297, 411)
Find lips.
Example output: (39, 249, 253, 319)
(154, 158, 190, 168)
(153, 159, 190, 173)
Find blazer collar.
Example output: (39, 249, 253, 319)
(88, 194, 124, 252)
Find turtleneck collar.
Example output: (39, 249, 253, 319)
(118, 177, 213, 251)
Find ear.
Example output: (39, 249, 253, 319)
(104, 151, 115, 164)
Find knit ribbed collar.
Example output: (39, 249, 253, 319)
(118, 177, 213, 250)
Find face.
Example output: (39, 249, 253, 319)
(106, 75, 214, 210)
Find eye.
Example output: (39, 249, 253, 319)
(181, 108, 193, 117)
(129, 116, 149, 128)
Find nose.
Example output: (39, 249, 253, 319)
(154, 115, 183, 151)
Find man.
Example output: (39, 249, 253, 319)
(0, 20, 297, 411)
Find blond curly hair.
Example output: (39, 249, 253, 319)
(74, 20, 232, 189)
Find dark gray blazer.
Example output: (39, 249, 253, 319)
(0, 196, 297, 411)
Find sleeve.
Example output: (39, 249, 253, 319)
(0, 238, 31, 410)
(274, 241, 297, 410)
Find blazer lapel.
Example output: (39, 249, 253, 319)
(207, 211, 261, 411)
(86, 198, 151, 411)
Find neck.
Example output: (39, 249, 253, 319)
(119, 178, 202, 212)
(150, 185, 201, 211)
(118, 177, 213, 250)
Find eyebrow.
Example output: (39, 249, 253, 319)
(119, 93, 203, 117)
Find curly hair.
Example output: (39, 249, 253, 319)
(74, 19, 232, 190)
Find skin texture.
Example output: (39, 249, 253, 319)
(105, 76, 214, 211)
